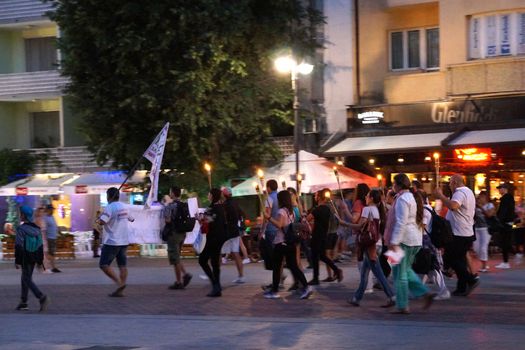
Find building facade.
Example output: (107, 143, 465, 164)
(325, 0, 525, 200)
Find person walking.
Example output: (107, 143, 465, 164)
(390, 174, 435, 314)
(14, 206, 49, 311)
(434, 174, 479, 296)
(263, 190, 313, 300)
(163, 186, 193, 290)
(349, 189, 395, 308)
(97, 187, 134, 297)
(221, 186, 246, 284)
(307, 189, 343, 285)
(43, 205, 61, 273)
(495, 183, 516, 269)
(474, 191, 495, 272)
(198, 188, 228, 297)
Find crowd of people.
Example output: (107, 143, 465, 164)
(12, 173, 525, 314)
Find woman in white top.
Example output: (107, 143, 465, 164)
(389, 174, 434, 314)
(349, 189, 395, 308)
(474, 191, 495, 272)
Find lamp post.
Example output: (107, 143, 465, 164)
(203, 162, 212, 189)
(274, 55, 313, 192)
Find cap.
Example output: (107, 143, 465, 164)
(497, 183, 510, 189)
(221, 186, 232, 197)
(19, 205, 34, 222)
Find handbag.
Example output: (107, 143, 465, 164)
(192, 231, 207, 254)
(356, 210, 380, 247)
(486, 215, 504, 235)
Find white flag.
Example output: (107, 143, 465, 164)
(144, 122, 169, 207)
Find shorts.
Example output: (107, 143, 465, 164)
(326, 232, 338, 250)
(167, 232, 186, 265)
(47, 238, 57, 256)
(221, 236, 240, 254)
(99, 245, 128, 268)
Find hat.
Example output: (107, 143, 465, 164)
(221, 186, 232, 197)
(497, 183, 510, 189)
(19, 205, 34, 222)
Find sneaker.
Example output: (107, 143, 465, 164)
(364, 288, 374, 294)
(263, 291, 281, 299)
(348, 297, 359, 307)
(199, 274, 209, 280)
(515, 253, 524, 260)
(233, 276, 246, 284)
(242, 258, 251, 264)
(479, 267, 489, 273)
(15, 302, 28, 311)
(300, 286, 314, 300)
(51, 268, 61, 273)
(434, 290, 451, 300)
(41, 269, 53, 274)
(495, 262, 510, 269)
(222, 257, 228, 264)
(39, 295, 49, 312)
(182, 273, 193, 287)
(168, 282, 184, 290)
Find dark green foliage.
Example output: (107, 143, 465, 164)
(47, 0, 323, 193)
(0, 149, 36, 186)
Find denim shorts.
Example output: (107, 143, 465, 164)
(99, 245, 128, 268)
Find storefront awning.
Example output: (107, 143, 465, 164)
(62, 171, 147, 195)
(448, 128, 525, 146)
(0, 173, 76, 196)
(324, 132, 452, 156)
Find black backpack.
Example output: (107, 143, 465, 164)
(172, 201, 196, 233)
(424, 206, 453, 248)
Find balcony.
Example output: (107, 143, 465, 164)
(384, 71, 446, 104)
(0, 70, 68, 101)
(0, 0, 53, 28)
(446, 57, 525, 97)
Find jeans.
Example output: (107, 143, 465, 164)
(311, 237, 339, 281)
(21, 262, 43, 303)
(199, 237, 226, 286)
(392, 245, 428, 310)
(271, 243, 308, 293)
(444, 235, 477, 292)
(354, 252, 394, 302)
(473, 227, 490, 262)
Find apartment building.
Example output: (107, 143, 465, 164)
(325, 0, 525, 198)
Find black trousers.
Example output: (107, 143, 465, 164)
(199, 238, 225, 287)
(21, 262, 43, 303)
(311, 237, 339, 281)
(499, 224, 513, 262)
(271, 243, 308, 292)
(444, 235, 476, 292)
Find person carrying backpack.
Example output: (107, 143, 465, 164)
(163, 186, 193, 290)
(14, 205, 49, 312)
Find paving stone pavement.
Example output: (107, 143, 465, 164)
(1, 254, 525, 349)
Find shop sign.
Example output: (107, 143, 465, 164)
(357, 111, 384, 124)
(454, 148, 491, 163)
(75, 185, 89, 194)
(15, 187, 28, 195)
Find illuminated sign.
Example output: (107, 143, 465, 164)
(15, 187, 28, 195)
(75, 185, 89, 194)
(357, 111, 384, 124)
(454, 148, 491, 162)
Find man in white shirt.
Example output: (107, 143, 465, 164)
(434, 174, 478, 297)
(97, 187, 133, 297)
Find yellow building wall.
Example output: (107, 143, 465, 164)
(385, 72, 446, 103)
(22, 25, 58, 39)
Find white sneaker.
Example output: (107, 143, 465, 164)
(434, 291, 451, 300)
(199, 274, 209, 280)
(300, 286, 314, 300)
(41, 269, 53, 274)
(221, 257, 228, 264)
(515, 253, 523, 260)
(263, 291, 281, 299)
(242, 258, 251, 264)
(495, 262, 510, 269)
(364, 288, 374, 294)
(233, 276, 246, 284)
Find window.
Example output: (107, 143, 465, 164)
(31, 112, 60, 148)
(25, 37, 58, 72)
(469, 12, 525, 59)
(389, 28, 439, 71)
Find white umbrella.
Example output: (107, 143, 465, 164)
(232, 151, 377, 197)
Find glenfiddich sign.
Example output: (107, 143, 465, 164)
(349, 96, 525, 128)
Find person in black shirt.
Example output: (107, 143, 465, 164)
(306, 189, 343, 285)
(495, 183, 515, 269)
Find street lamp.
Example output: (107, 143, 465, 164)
(274, 55, 314, 192)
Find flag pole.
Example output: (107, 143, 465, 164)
(118, 157, 144, 191)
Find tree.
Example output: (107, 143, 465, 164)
(48, 0, 323, 192)
(0, 149, 36, 186)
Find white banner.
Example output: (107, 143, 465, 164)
(143, 122, 169, 207)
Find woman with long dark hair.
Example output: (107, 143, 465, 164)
(263, 190, 313, 299)
(389, 174, 435, 313)
(349, 189, 395, 307)
(198, 188, 227, 297)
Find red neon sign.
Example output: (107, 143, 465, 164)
(454, 148, 491, 162)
